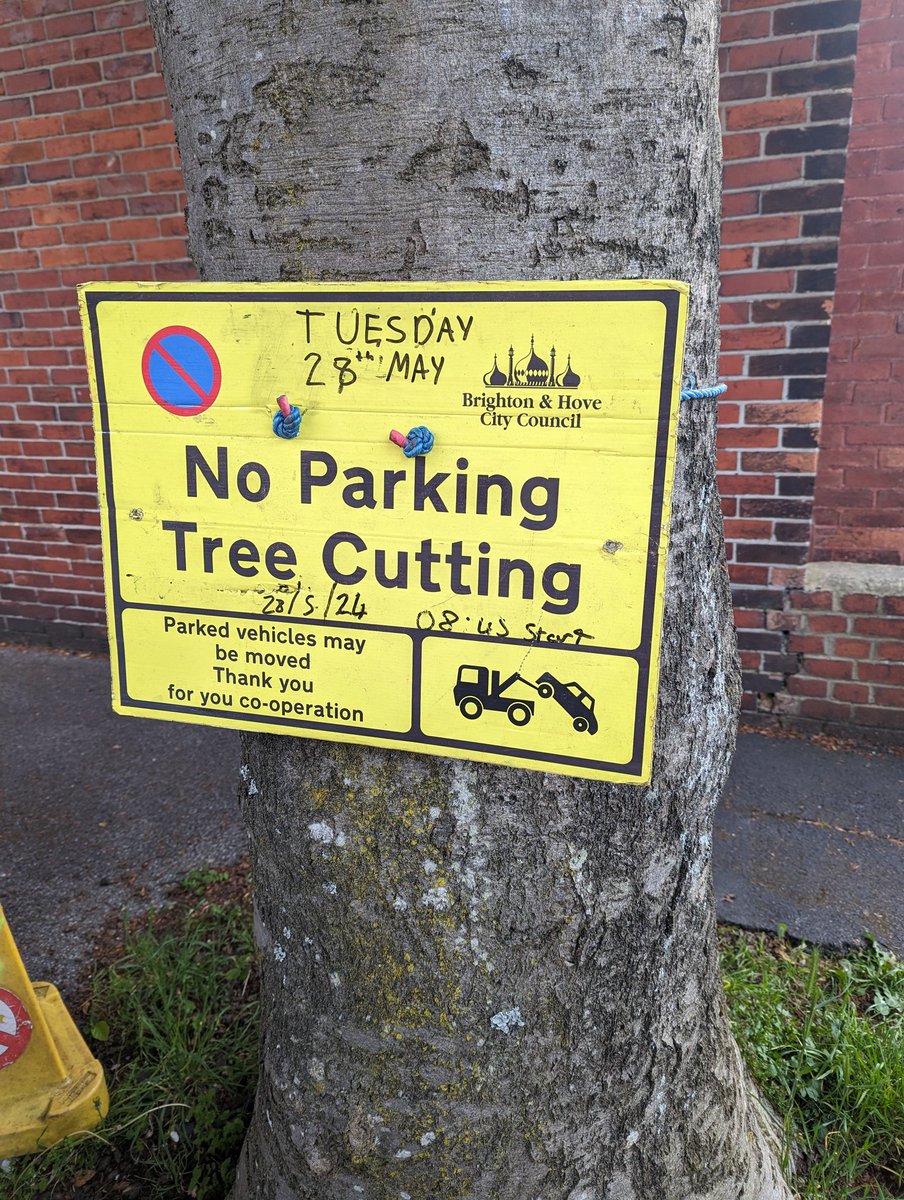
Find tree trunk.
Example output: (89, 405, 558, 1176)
(146, 3, 792, 1197)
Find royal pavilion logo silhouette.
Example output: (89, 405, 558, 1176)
(483, 337, 581, 389)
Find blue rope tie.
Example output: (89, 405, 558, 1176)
(272, 405, 302, 439)
(403, 426, 435, 457)
(681, 374, 728, 402)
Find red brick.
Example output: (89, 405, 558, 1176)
(719, 428, 781, 450)
(853, 617, 904, 637)
(3, 142, 53, 169)
(21, 37, 71, 68)
(27, 159, 76, 183)
(733, 609, 765, 629)
(766, 610, 801, 632)
(802, 658, 854, 680)
(0, 48, 25, 72)
(741, 450, 817, 473)
(111, 99, 165, 126)
(724, 518, 775, 539)
(877, 641, 904, 661)
(18, 227, 60, 248)
(788, 635, 826, 654)
(44, 11, 94, 37)
(0, 99, 33, 121)
(787, 675, 828, 697)
(722, 132, 761, 161)
(720, 270, 795, 296)
(95, 2, 149, 29)
(51, 61, 101, 88)
(834, 638, 871, 658)
(43, 132, 92, 159)
(722, 193, 759, 217)
(141, 121, 177, 147)
(133, 74, 167, 100)
(882, 596, 904, 615)
(852, 706, 904, 733)
(32, 87, 82, 115)
(746, 401, 822, 425)
(728, 34, 814, 71)
(4, 68, 52, 95)
(721, 70, 768, 101)
(717, 474, 776, 495)
(725, 158, 806, 193)
(721, 215, 801, 244)
(726, 97, 808, 131)
(833, 683, 870, 703)
(846, 425, 904, 446)
(720, 247, 754, 272)
(88, 242, 135, 264)
(722, 10, 771, 39)
(123, 26, 156, 51)
(21, 0, 69, 16)
(14, 113, 63, 140)
(858, 661, 904, 685)
(807, 615, 848, 634)
(840, 594, 879, 613)
(92, 127, 141, 152)
(63, 107, 111, 133)
(62, 223, 109, 244)
(102, 51, 153, 80)
(79, 197, 125, 219)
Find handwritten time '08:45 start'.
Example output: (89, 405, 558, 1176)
(256, 582, 595, 646)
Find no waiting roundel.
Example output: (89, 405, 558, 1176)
(142, 325, 221, 416)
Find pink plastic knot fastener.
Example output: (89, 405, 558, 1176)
(277, 394, 291, 417)
(388, 429, 408, 448)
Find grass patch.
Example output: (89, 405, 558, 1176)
(720, 926, 904, 1198)
(1, 866, 901, 1199)
(0, 865, 258, 1200)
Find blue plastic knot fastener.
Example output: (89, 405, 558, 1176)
(403, 426, 435, 457)
(273, 394, 302, 439)
(389, 426, 435, 457)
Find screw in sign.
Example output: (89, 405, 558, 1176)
(0, 987, 33, 1069)
(141, 325, 222, 416)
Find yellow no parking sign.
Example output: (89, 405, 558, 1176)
(79, 280, 687, 783)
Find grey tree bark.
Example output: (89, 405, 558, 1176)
(146, 3, 793, 1198)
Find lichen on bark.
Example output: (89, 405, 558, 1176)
(146, 1, 793, 1196)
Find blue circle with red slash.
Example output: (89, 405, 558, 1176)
(141, 325, 222, 416)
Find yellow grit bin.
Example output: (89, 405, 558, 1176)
(0, 903, 108, 1157)
(79, 279, 688, 785)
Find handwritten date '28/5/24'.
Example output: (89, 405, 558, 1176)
(257, 582, 595, 646)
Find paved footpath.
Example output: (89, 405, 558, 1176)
(1, 644, 901, 998)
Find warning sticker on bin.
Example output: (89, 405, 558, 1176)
(78, 280, 688, 783)
(0, 988, 33, 1069)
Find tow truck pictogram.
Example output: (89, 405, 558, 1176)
(453, 665, 598, 734)
(453, 666, 536, 727)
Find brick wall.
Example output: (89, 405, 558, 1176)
(811, 0, 904, 565)
(2, 0, 904, 744)
(718, 0, 861, 712)
(737, 0, 904, 746)
(0, 0, 193, 649)
(755, 570, 904, 744)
